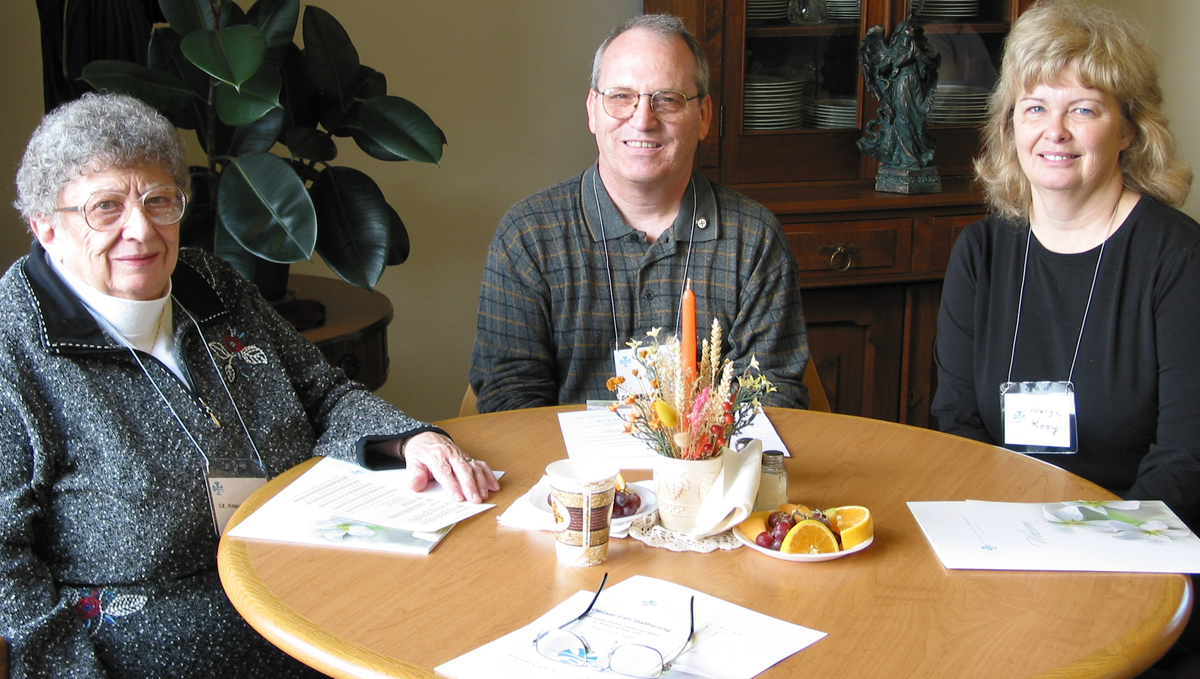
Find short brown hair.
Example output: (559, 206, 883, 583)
(975, 0, 1191, 221)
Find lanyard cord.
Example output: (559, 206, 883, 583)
(592, 170, 699, 347)
(1007, 198, 1120, 384)
(117, 301, 265, 474)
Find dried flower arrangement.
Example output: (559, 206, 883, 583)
(607, 320, 776, 460)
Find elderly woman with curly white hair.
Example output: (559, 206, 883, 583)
(0, 93, 498, 678)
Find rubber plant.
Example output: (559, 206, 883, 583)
(80, 0, 445, 293)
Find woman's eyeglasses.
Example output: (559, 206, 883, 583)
(533, 573, 696, 678)
(57, 186, 187, 232)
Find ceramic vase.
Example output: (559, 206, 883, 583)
(653, 453, 724, 532)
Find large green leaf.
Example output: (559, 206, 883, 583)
(80, 61, 200, 117)
(159, 0, 215, 36)
(215, 69, 281, 125)
(217, 152, 316, 263)
(284, 128, 337, 162)
(351, 130, 407, 162)
(229, 107, 286, 156)
(357, 96, 445, 165)
(181, 25, 266, 89)
(147, 28, 204, 130)
(384, 203, 410, 266)
(246, 0, 299, 68)
(214, 220, 293, 300)
(280, 43, 321, 129)
(302, 5, 359, 101)
(354, 65, 387, 100)
(311, 166, 391, 289)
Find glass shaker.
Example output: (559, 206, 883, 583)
(755, 450, 789, 511)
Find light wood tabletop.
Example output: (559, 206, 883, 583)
(218, 406, 1193, 679)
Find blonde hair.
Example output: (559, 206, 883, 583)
(975, 0, 1191, 221)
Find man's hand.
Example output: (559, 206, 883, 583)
(399, 432, 500, 503)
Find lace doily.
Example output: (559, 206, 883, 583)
(627, 511, 743, 552)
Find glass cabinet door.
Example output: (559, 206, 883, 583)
(726, 0, 1018, 183)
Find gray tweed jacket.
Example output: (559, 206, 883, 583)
(0, 245, 429, 678)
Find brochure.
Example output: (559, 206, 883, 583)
(227, 457, 498, 555)
(908, 499, 1200, 572)
(436, 574, 824, 679)
(558, 409, 789, 469)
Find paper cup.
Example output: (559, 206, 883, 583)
(545, 460, 618, 567)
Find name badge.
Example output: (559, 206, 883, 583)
(206, 457, 268, 535)
(1000, 381, 1078, 454)
(613, 348, 649, 395)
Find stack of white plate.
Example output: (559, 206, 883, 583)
(915, 0, 980, 20)
(747, 0, 790, 21)
(826, 0, 860, 21)
(744, 75, 807, 131)
(929, 83, 990, 125)
(802, 96, 857, 129)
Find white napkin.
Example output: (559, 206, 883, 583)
(496, 478, 650, 539)
(688, 439, 763, 539)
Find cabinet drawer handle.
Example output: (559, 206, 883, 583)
(818, 244, 862, 272)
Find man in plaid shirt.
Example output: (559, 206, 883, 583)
(470, 14, 809, 413)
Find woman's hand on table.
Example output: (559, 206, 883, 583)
(402, 432, 500, 503)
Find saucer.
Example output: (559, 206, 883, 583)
(734, 530, 874, 561)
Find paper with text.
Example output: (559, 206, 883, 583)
(227, 457, 497, 554)
(436, 575, 824, 679)
(908, 499, 1200, 572)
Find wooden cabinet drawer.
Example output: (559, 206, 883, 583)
(930, 214, 983, 272)
(784, 219, 913, 280)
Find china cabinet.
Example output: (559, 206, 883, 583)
(646, 0, 1032, 427)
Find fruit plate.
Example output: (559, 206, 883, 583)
(733, 529, 874, 562)
(528, 479, 658, 523)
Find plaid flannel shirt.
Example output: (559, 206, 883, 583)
(470, 165, 809, 413)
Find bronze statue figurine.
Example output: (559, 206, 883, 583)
(858, 2, 942, 194)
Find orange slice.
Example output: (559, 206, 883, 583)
(734, 510, 772, 542)
(614, 473, 628, 493)
(828, 506, 873, 550)
(780, 519, 840, 554)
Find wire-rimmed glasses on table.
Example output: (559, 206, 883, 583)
(533, 573, 696, 678)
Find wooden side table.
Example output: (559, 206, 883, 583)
(290, 274, 393, 391)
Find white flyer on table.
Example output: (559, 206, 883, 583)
(558, 408, 788, 469)
(227, 457, 497, 554)
(436, 575, 824, 679)
(908, 499, 1200, 573)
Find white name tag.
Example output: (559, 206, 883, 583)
(207, 476, 267, 535)
(1000, 381, 1077, 453)
(613, 348, 649, 395)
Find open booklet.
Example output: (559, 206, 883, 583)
(909, 499, 1200, 572)
(436, 575, 824, 679)
(227, 457, 498, 555)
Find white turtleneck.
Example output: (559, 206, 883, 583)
(49, 259, 187, 383)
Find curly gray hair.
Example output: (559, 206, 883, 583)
(14, 93, 189, 225)
(590, 14, 710, 98)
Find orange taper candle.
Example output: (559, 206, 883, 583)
(681, 279, 697, 381)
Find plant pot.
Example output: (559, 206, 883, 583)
(653, 453, 724, 533)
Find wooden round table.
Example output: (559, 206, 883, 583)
(219, 407, 1192, 679)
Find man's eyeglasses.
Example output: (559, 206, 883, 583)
(57, 186, 187, 232)
(533, 573, 696, 678)
(595, 88, 703, 123)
